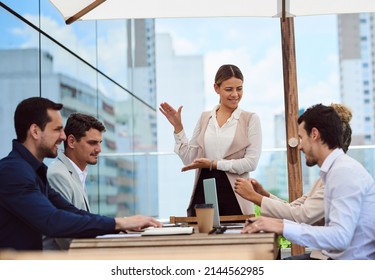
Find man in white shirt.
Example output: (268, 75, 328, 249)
(242, 104, 375, 260)
(44, 113, 106, 250)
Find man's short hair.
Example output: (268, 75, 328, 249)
(14, 97, 63, 143)
(64, 113, 106, 149)
(298, 104, 343, 150)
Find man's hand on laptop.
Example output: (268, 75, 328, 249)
(115, 215, 162, 231)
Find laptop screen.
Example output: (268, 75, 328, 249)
(203, 178, 221, 228)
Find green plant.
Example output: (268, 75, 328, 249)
(278, 235, 291, 248)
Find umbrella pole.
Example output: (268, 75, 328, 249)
(280, 17, 304, 257)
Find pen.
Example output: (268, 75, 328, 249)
(208, 227, 227, 234)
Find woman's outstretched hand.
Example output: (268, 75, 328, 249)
(181, 158, 211, 172)
(159, 102, 184, 133)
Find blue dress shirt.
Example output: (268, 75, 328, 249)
(0, 140, 115, 250)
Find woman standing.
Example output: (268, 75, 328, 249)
(160, 64, 262, 216)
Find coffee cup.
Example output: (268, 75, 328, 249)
(194, 203, 214, 233)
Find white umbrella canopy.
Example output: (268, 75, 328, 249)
(50, 0, 375, 24)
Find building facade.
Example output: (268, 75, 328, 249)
(338, 13, 375, 145)
(338, 13, 375, 176)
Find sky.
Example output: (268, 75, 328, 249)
(155, 15, 340, 148)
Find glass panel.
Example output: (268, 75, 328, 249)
(157, 153, 195, 218)
(131, 98, 158, 216)
(128, 19, 157, 107)
(149, 146, 375, 218)
(0, 2, 41, 158)
(92, 75, 134, 216)
(96, 19, 130, 91)
(39, 31, 100, 209)
(40, 0, 97, 67)
(1, 0, 39, 17)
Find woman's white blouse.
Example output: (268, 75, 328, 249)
(174, 105, 262, 175)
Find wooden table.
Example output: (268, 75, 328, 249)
(68, 231, 278, 260)
(0, 232, 278, 260)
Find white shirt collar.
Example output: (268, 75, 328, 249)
(67, 156, 88, 186)
(320, 148, 344, 177)
(210, 104, 241, 121)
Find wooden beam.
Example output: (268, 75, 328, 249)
(66, 0, 106, 25)
(280, 17, 304, 256)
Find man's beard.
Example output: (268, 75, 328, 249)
(304, 149, 317, 167)
(305, 157, 317, 167)
(40, 143, 58, 159)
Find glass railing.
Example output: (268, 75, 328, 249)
(93, 145, 375, 220)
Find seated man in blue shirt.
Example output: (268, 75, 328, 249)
(0, 97, 161, 251)
(242, 104, 375, 260)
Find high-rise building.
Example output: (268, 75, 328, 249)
(338, 13, 375, 145)
(127, 19, 157, 108)
(338, 13, 375, 177)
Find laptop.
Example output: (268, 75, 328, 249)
(203, 178, 243, 230)
(203, 178, 221, 228)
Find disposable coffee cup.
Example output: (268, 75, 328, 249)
(194, 203, 214, 233)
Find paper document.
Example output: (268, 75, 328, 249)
(223, 229, 242, 234)
(96, 233, 142, 238)
(141, 226, 194, 236)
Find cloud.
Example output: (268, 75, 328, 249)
(172, 35, 200, 55)
(299, 77, 340, 109)
(297, 51, 340, 109)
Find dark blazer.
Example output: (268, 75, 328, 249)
(0, 140, 115, 251)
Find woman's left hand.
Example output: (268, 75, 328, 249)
(181, 158, 211, 172)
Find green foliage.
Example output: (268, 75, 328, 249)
(278, 235, 291, 248)
(254, 205, 261, 217)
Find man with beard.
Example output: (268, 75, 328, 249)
(234, 103, 352, 226)
(0, 97, 161, 251)
(43, 113, 106, 250)
(241, 104, 375, 260)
